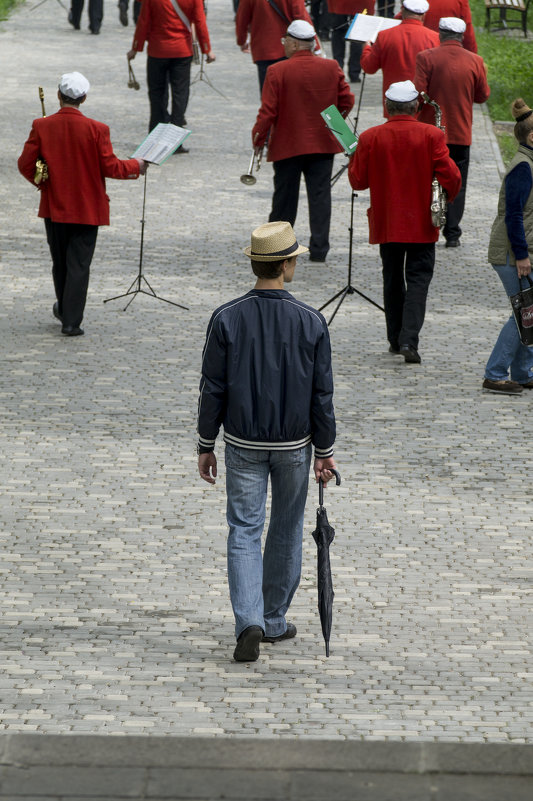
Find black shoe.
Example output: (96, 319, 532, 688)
(68, 10, 80, 29)
(119, 2, 128, 25)
(89, 26, 100, 34)
(263, 622, 297, 643)
(61, 325, 84, 336)
(53, 302, 63, 322)
(388, 344, 400, 354)
(174, 144, 189, 154)
(445, 239, 460, 248)
(233, 625, 263, 662)
(349, 75, 361, 83)
(309, 254, 327, 263)
(400, 344, 421, 364)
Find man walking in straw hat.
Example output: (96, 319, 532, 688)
(197, 221, 337, 662)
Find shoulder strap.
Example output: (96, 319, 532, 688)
(266, 0, 289, 25)
(169, 0, 191, 31)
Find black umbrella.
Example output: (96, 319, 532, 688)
(311, 469, 341, 657)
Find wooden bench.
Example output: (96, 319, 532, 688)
(485, 0, 531, 36)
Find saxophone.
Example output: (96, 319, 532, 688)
(421, 92, 447, 228)
(34, 86, 49, 186)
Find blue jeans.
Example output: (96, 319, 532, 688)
(225, 443, 312, 639)
(485, 259, 533, 384)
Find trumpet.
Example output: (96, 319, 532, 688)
(128, 59, 140, 90)
(34, 86, 49, 185)
(240, 148, 263, 186)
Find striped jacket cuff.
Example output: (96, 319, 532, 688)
(314, 445, 334, 459)
(198, 435, 216, 454)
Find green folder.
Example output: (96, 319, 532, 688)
(321, 105, 358, 155)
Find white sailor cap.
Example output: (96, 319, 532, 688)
(286, 20, 316, 40)
(402, 0, 429, 13)
(59, 71, 90, 99)
(439, 16, 467, 32)
(385, 80, 419, 102)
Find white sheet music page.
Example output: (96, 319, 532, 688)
(132, 124, 190, 165)
(346, 14, 401, 44)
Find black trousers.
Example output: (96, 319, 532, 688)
(70, 0, 103, 32)
(147, 56, 192, 132)
(269, 154, 334, 260)
(443, 144, 470, 244)
(44, 219, 98, 329)
(330, 14, 362, 80)
(379, 242, 435, 350)
(118, 0, 141, 23)
(256, 58, 285, 96)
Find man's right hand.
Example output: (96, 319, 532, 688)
(127, 49, 136, 61)
(136, 159, 148, 175)
(199, 452, 217, 484)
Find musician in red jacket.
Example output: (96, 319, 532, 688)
(422, 0, 477, 52)
(360, 0, 438, 117)
(415, 17, 490, 247)
(18, 72, 146, 337)
(236, 0, 315, 93)
(349, 80, 461, 363)
(252, 20, 354, 262)
(128, 0, 215, 146)
(327, 0, 375, 83)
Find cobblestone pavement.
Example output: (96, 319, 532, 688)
(0, 0, 532, 742)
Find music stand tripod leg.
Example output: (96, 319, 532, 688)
(103, 172, 189, 311)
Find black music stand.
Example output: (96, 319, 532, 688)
(331, 72, 365, 188)
(319, 189, 383, 325)
(104, 172, 188, 312)
(190, 55, 227, 100)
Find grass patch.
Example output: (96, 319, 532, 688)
(471, 0, 532, 122)
(0, 0, 20, 19)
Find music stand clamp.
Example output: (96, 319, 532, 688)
(104, 171, 188, 312)
(319, 189, 384, 326)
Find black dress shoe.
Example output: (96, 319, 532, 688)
(445, 239, 460, 248)
(263, 622, 297, 643)
(68, 10, 80, 28)
(174, 144, 189, 154)
(61, 325, 84, 336)
(400, 344, 421, 364)
(233, 625, 263, 662)
(53, 302, 63, 322)
(309, 254, 327, 263)
(388, 344, 400, 354)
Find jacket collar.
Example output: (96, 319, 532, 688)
(441, 39, 464, 49)
(386, 114, 418, 123)
(401, 18, 423, 26)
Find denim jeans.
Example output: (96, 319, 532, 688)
(485, 259, 533, 384)
(225, 443, 312, 639)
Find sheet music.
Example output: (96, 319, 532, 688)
(132, 124, 190, 164)
(346, 14, 401, 44)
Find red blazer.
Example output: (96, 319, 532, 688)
(348, 115, 461, 243)
(252, 50, 354, 161)
(18, 107, 140, 227)
(415, 41, 490, 145)
(133, 0, 211, 58)
(327, 0, 374, 15)
(236, 0, 313, 62)
(360, 19, 439, 116)
(423, 0, 477, 53)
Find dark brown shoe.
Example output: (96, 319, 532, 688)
(263, 623, 297, 643)
(233, 625, 263, 662)
(482, 378, 522, 395)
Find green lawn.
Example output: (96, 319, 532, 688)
(0, 0, 18, 19)
(471, 0, 532, 164)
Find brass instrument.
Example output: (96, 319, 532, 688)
(421, 92, 447, 228)
(128, 59, 140, 90)
(240, 148, 263, 186)
(34, 86, 49, 185)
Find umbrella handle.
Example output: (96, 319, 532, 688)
(318, 469, 341, 507)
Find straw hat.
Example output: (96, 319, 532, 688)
(244, 221, 309, 262)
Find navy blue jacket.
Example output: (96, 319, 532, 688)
(197, 289, 336, 456)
